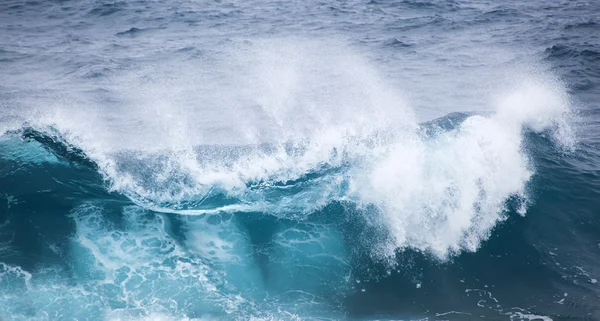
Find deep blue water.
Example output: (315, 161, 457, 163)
(1, 0, 600, 320)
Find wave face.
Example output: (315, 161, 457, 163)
(2, 1, 600, 320)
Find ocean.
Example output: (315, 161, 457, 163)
(1, 0, 599, 320)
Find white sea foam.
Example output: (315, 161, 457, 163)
(351, 78, 573, 260)
(2, 39, 574, 261)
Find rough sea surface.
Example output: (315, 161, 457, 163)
(1, 0, 600, 320)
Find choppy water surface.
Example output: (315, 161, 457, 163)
(1, 0, 600, 320)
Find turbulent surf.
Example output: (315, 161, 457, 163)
(1, 1, 600, 320)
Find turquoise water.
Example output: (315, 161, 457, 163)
(1, 1, 600, 320)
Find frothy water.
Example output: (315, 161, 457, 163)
(1, 10, 595, 317)
(3, 40, 574, 261)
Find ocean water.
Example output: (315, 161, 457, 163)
(1, 0, 600, 320)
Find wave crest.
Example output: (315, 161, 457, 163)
(0, 41, 575, 261)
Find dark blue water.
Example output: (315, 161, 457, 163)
(1, 0, 600, 320)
